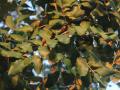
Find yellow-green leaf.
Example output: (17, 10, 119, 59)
(0, 50, 22, 58)
(64, 5, 85, 19)
(49, 19, 65, 29)
(30, 40, 42, 46)
(57, 0, 76, 7)
(56, 53, 64, 62)
(39, 30, 52, 40)
(46, 39, 58, 48)
(56, 34, 70, 44)
(16, 15, 29, 25)
(0, 29, 8, 34)
(90, 26, 117, 40)
(76, 57, 89, 76)
(76, 21, 90, 35)
(5, 16, 15, 29)
(17, 42, 32, 52)
(17, 25, 33, 32)
(8, 59, 32, 75)
(10, 34, 25, 41)
(0, 42, 11, 49)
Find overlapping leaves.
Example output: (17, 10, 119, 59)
(0, 0, 119, 86)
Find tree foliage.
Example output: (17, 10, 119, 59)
(0, 0, 120, 89)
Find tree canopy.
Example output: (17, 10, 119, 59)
(0, 0, 120, 89)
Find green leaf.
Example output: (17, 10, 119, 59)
(95, 66, 112, 77)
(16, 15, 29, 25)
(0, 29, 8, 34)
(64, 5, 85, 19)
(46, 39, 58, 48)
(90, 26, 117, 40)
(5, 16, 15, 29)
(56, 53, 64, 62)
(10, 34, 25, 41)
(63, 58, 71, 67)
(30, 40, 42, 46)
(17, 42, 32, 52)
(88, 51, 103, 68)
(17, 25, 33, 32)
(56, 34, 70, 44)
(111, 73, 120, 78)
(93, 73, 107, 87)
(30, 28, 39, 39)
(108, 33, 117, 39)
(0, 42, 11, 49)
(8, 59, 32, 75)
(57, 0, 76, 7)
(56, 0, 62, 7)
(76, 57, 89, 76)
(71, 66, 77, 76)
(20, 0, 27, 5)
(68, 26, 76, 35)
(0, 50, 22, 58)
(49, 19, 65, 29)
(39, 30, 52, 40)
(75, 21, 90, 35)
(38, 46, 50, 59)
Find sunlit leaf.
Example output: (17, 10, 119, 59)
(90, 26, 117, 40)
(57, 0, 76, 7)
(55, 53, 64, 62)
(88, 51, 103, 68)
(46, 39, 58, 48)
(71, 66, 77, 76)
(0, 29, 8, 34)
(0, 50, 22, 58)
(49, 19, 65, 29)
(81, 2, 91, 8)
(16, 15, 29, 24)
(20, 0, 27, 5)
(17, 42, 32, 52)
(0, 42, 11, 49)
(17, 25, 33, 32)
(95, 66, 112, 77)
(31, 20, 41, 27)
(93, 73, 107, 87)
(5, 16, 15, 29)
(75, 21, 90, 35)
(64, 5, 85, 19)
(39, 29, 52, 40)
(8, 59, 32, 75)
(76, 57, 89, 76)
(10, 34, 25, 41)
(68, 26, 76, 35)
(38, 46, 50, 59)
(63, 58, 71, 67)
(30, 40, 42, 46)
(56, 34, 70, 44)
